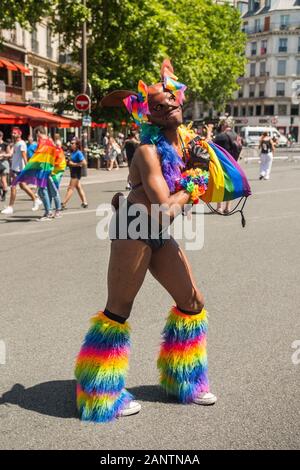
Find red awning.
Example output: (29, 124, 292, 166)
(91, 122, 107, 128)
(0, 58, 30, 74)
(14, 62, 30, 74)
(0, 58, 18, 71)
(0, 111, 27, 125)
(0, 104, 81, 128)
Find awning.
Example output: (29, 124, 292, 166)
(14, 62, 30, 74)
(0, 104, 81, 128)
(0, 111, 26, 125)
(0, 58, 18, 71)
(91, 122, 107, 128)
(0, 57, 30, 74)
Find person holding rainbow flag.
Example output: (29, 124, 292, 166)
(74, 60, 251, 422)
(13, 126, 62, 221)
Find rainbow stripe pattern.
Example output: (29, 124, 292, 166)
(157, 306, 209, 403)
(123, 80, 149, 124)
(163, 75, 187, 106)
(14, 137, 56, 188)
(75, 311, 132, 422)
(52, 147, 66, 186)
(200, 141, 251, 203)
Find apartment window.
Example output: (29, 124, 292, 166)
(241, 107, 246, 117)
(261, 40, 267, 55)
(264, 105, 274, 115)
(291, 104, 299, 116)
(250, 63, 256, 76)
(260, 61, 266, 76)
(31, 28, 39, 53)
(259, 83, 265, 97)
(46, 26, 53, 59)
(278, 104, 287, 116)
(249, 84, 255, 98)
(254, 19, 261, 33)
(0, 68, 8, 85)
(238, 87, 243, 98)
(233, 106, 239, 117)
(278, 38, 288, 53)
(242, 21, 248, 33)
(265, 0, 271, 7)
(12, 70, 22, 88)
(276, 82, 285, 96)
(248, 106, 254, 116)
(280, 15, 290, 29)
(251, 42, 257, 56)
(297, 60, 300, 76)
(256, 105, 262, 116)
(277, 60, 286, 76)
(298, 37, 300, 53)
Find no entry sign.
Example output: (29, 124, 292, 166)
(74, 94, 91, 112)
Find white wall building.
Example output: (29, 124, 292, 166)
(228, 0, 300, 141)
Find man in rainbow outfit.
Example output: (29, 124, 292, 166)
(75, 60, 251, 422)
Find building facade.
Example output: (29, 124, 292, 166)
(228, 0, 300, 141)
(0, 21, 75, 113)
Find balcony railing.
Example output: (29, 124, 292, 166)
(244, 22, 300, 35)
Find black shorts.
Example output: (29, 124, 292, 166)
(70, 167, 82, 180)
(110, 200, 170, 251)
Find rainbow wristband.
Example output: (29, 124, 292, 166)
(175, 168, 209, 204)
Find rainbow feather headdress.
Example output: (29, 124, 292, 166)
(123, 59, 187, 125)
(13, 137, 57, 188)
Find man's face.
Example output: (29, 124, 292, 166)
(11, 130, 20, 141)
(148, 84, 183, 129)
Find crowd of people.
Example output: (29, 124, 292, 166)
(0, 127, 88, 220)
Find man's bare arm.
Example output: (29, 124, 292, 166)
(136, 145, 190, 217)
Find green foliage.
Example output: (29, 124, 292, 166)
(1, 0, 246, 122)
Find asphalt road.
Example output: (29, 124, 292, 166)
(0, 160, 299, 450)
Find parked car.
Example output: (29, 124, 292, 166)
(240, 126, 288, 147)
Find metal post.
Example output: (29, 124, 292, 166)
(81, 0, 88, 176)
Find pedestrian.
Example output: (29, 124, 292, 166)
(123, 130, 139, 189)
(27, 135, 38, 159)
(50, 136, 66, 217)
(11, 126, 61, 221)
(74, 60, 219, 423)
(259, 131, 275, 180)
(62, 138, 88, 209)
(0, 131, 10, 202)
(1, 127, 42, 216)
(106, 136, 120, 171)
(213, 116, 242, 214)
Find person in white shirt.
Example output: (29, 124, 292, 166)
(1, 127, 42, 215)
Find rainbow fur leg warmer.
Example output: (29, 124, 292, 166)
(75, 311, 133, 422)
(157, 306, 209, 403)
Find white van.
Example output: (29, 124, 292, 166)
(240, 126, 288, 147)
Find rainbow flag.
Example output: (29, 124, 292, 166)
(52, 147, 66, 185)
(197, 141, 251, 203)
(13, 137, 56, 188)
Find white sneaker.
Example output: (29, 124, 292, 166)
(1, 206, 14, 215)
(193, 392, 217, 406)
(119, 400, 141, 417)
(32, 198, 43, 211)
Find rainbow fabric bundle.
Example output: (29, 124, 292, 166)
(178, 125, 251, 203)
(14, 137, 56, 188)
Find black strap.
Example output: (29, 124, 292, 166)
(206, 196, 248, 228)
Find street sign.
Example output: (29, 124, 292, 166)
(82, 114, 92, 127)
(74, 94, 91, 112)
